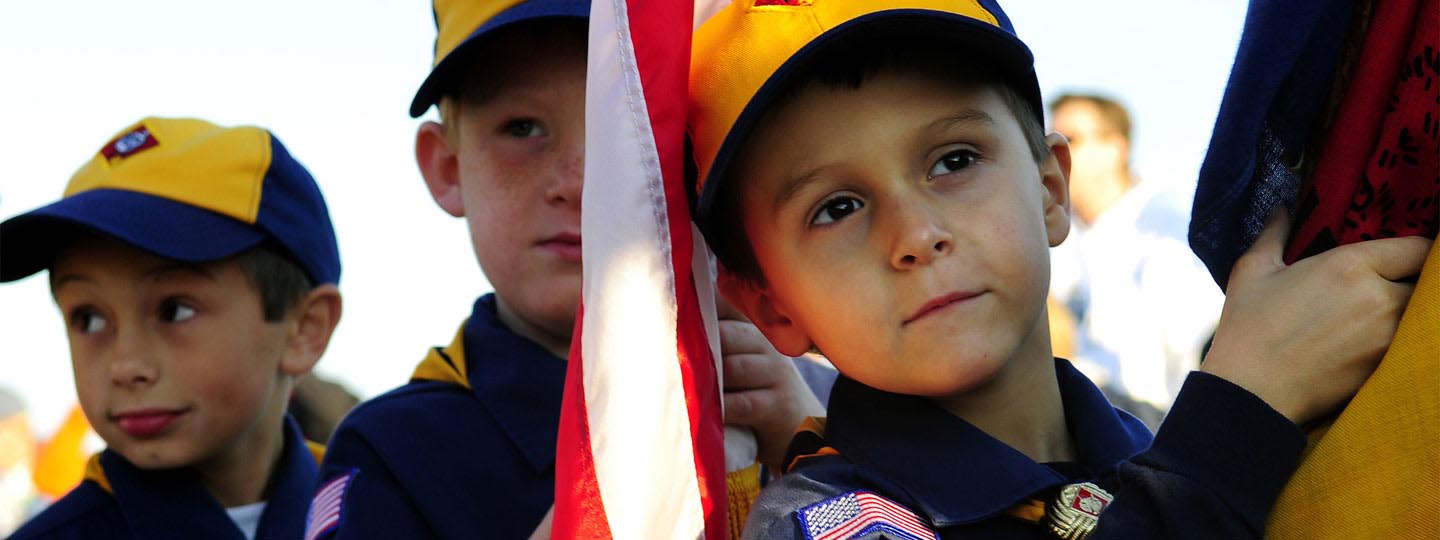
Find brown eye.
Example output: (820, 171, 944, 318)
(928, 149, 979, 178)
(159, 299, 196, 323)
(500, 119, 546, 138)
(71, 309, 108, 334)
(811, 196, 864, 225)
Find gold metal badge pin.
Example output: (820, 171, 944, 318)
(1045, 482, 1113, 540)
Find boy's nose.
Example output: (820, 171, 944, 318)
(889, 203, 954, 270)
(109, 329, 159, 388)
(546, 152, 584, 208)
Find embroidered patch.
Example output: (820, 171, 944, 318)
(304, 470, 355, 540)
(798, 490, 938, 540)
(101, 126, 158, 161)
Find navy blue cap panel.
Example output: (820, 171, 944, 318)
(0, 189, 265, 282)
(255, 135, 342, 285)
(408, 0, 591, 117)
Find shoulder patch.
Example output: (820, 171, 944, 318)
(304, 470, 356, 540)
(798, 490, 938, 540)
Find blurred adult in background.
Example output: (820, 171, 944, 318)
(0, 387, 41, 535)
(288, 375, 360, 444)
(1047, 93, 1223, 420)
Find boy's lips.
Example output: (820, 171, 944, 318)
(904, 291, 984, 325)
(112, 407, 189, 438)
(539, 232, 583, 262)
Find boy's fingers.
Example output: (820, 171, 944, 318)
(1246, 206, 1291, 263)
(722, 353, 783, 390)
(1340, 235, 1432, 282)
(719, 319, 771, 355)
(722, 388, 775, 425)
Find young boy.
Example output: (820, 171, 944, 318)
(686, 1, 1429, 539)
(1, 117, 344, 540)
(308, 1, 827, 538)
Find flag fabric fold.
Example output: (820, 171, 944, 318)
(553, 0, 726, 538)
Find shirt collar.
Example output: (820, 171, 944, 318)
(463, 294, 569, 473)
(823, 359, 1152, 526)
(101, 415, 319, 540)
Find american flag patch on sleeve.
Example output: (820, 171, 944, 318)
(304, 470, 355, 540)
(798, 490, 938, 540)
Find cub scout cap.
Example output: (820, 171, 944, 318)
(409, 0, 590, 117)
(0, 117, 341, 285)
(688, 0, 1042, 220)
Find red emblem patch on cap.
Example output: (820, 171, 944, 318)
(101, 127, 158, 162)
(754, 0, 811, 6)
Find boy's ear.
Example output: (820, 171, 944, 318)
(279, 284, 343, 377)
(416, 121, 466, 217)
(1039, 132, 1074, 248)
(716, 268, 813, 357)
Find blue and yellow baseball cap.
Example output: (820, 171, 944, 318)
(0, 117, 341, 285)
(409, 0, 590, 118)
(688, 0, 1042, 220)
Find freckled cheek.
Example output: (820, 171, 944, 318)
(483, 143, 556, 190)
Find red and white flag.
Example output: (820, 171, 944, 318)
(552, 1, 727, 539)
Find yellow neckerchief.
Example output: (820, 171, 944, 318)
(410, 323, 470, 389)
(82, 443, 325, 496)
(82, 454, 112, 494)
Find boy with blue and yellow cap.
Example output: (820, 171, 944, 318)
(687, 1, 1430, 538)
(309, 1, 830, 538)
(2, 117, 344, 540)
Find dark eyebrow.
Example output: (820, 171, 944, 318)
(50, 273, 93, 292)
(770, 110, 995, 210)
(773, 167, 829, 212)
(51, 262, 215, 295)
(930, 109, 996, 133)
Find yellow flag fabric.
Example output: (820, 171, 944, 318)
(1267, 237, 1439, 538)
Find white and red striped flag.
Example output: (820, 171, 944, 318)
(552, 0, 727, 539)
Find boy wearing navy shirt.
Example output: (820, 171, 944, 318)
(309, 1, 829, 538)
(686, 1, 1429, 538)
(2, 117, 344, 540)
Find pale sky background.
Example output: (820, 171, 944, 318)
(0, 0, 1249, 439)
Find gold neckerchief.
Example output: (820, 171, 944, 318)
(410, 323, 470, 388)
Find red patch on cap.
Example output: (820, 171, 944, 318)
(101, 127, 158, 162)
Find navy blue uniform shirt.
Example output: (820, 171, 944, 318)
(310, 294, 566, 539)
(10, 416, 318, 540)
(744, 360, 1306, 540)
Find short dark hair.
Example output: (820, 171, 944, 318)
(702, 33, 1049, 284)
(48, 228, 314, 322)
(233, 244, 314, 322)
